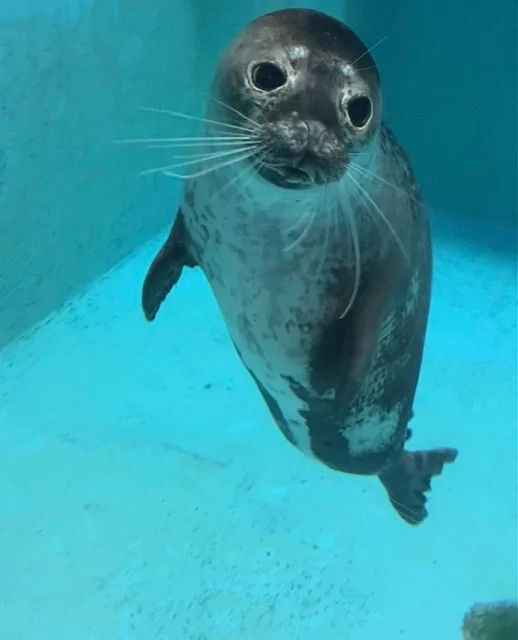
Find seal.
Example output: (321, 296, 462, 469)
(141, 8, 458, 525)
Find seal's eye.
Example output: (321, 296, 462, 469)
(250, 62, 287, 92)
(344, 95, 373, 129)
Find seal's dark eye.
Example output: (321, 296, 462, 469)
(345, 95, 373, 129)
(250, 62, 287, 92)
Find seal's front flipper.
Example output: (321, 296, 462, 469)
(142, 208, 197, 321)
(378, 447, 458, 525)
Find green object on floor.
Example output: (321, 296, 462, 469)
(462, 601, 518, 640)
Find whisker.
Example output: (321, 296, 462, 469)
(162, 148, 261, 180)
(260, 156, 290, 170)
(114, 135, 256, 145)
(201, 91, 262, 130)
(139, 106, 256, 134)
(347, 170, 409, 262)
(145, 150, 241, 161)
(147, 140, 259, 150)
(283, 202, 318, 254)
(338, 182, 361, 319)
(331, 187, 340, 240)
(313, 186, 332, 282)
(210, 146, 268, 203)
(139, 146, 259, 177)
(211, 160, 253, 204)
(280, 184, 328, 239)
(351, 29, 395, 67)
(282, 204, 313, 237)
(349, 162, 419, 203)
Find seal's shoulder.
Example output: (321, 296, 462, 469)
(380, 121, 423, 209)
(380, 122, 411, 169)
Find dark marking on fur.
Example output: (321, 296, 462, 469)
(233, 342, 296, 446)
(141, 8, 458, 527)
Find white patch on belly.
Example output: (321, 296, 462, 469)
(342, 403, 402, 457)
(339, 363, 402, 457)
(249, 359, 316, 459)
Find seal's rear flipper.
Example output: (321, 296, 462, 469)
(378, 447, 458, 525)
(142, 208, 197, 321)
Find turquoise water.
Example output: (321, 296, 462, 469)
(0, 204, 516, 638)
(0, 2, 517, 638)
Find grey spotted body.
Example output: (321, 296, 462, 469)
(141, 8, 458, 525)
(180, 124, 425, 469)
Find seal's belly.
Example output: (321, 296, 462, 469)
(184, 178, 343, 367)
(207, 237, 321, 373)
(181, 174, 416, 465)
(185, 190, 347, 455)
(214, 257, 328, 454)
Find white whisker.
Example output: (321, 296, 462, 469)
(139, 146, 258, 177)
(210, 147, 268, 204)
(351, 29, 395, 67)
(338, 182, 361, 319)
(146, 150, 242, 161)
(347, 170, 409, 262)
(162, 148, 261, 180)
(147, 140, 259, 150)
(139, 106, 256, 134)
(313, 186, 332, 282)
(350, 162, 418, 203)
(114, 135, 256, 145)
(281, 185, 327, 238)
(282, 205, 313, 237)
(283, 202, 319, 254)
(201, 91, 262, 130)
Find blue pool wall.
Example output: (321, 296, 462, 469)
(0, 0, 516, 348)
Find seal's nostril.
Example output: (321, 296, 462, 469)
(278, 120, 328, 154)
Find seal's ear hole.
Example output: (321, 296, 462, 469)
(250, 62, 287, 92)
(345, 95, 373, 129)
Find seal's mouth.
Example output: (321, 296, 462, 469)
(254, 119, 347, 189)
(283, 167, 311, 182)
(258, 165, 312, 190)
(257, 162, 340, 190)
(278, 166, 314, 188)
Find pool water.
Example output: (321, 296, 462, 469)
(0, 209, 516, 639)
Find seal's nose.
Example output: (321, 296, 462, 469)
(276, 119, 328, 156)
(304, 120, 328, 153)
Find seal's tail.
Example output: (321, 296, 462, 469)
(378, 447, 458, 525)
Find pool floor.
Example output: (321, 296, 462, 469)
(0, 217, 516, 639)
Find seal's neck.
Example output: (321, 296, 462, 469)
(199, 125, 385, 235)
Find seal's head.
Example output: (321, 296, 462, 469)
(211, 9, 382, 190)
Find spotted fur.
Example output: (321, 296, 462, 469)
(141, 9, 458, 525)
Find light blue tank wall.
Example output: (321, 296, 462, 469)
(0, 0, 199, 348)
(0, 0, 515, 349)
